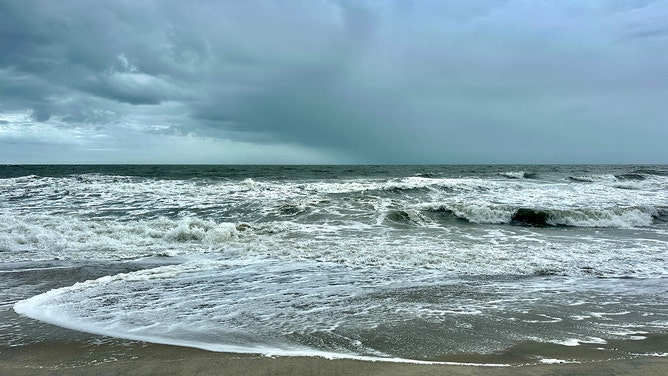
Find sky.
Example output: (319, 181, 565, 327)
(1, 0, 667, 164)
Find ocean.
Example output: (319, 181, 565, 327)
(1, 165, 667, 364)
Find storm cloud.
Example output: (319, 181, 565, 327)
(1, 0, 667, 163)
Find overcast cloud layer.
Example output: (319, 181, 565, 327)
(1, 0, 667, 164)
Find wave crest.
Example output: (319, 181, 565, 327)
(425, 204, 659, 228)
(499, 171, 537, 179)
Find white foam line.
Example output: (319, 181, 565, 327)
(14, 291, 511, 368)
(539, 358, 580, 364)
(553, 339, 582, 347)
(0, 266, 72, 274)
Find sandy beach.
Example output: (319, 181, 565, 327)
(1, 339, 667, 376)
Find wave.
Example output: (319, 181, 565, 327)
(569, 168, 667, 185)
(164, 218, 238, 243)
(511, 208, 550, 226)
(507, 207, 657, 228)
(378, 177, 445, 193)
(0, 215, 240, 261)
(413, 172, 437, 178)
(423, 204, 660, 228)
(655, 207, 668, 222)
(278, 201, 310, 215)
(381, 185, 433, 194)
(499, 171, 537, 179)
(568, 174, 618, 183)
(518, 206, 657, 228)
(626, 168, 668, 177)
(614, 173, 647, 181)
(383, 209, 431, 226)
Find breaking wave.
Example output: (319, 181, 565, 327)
(422, 204, 660, 228)
(0, 215, 240, 261)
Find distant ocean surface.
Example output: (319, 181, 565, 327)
(2, 165, 667, 363)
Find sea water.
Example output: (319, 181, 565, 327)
(2, 165, 667, 363)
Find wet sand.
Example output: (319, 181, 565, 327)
(1, 340, 666, 376)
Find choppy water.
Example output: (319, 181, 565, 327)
(2, 165, 667, 363)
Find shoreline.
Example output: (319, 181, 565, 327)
(2, 339, 667, 376)
(5, 265, 667, 375)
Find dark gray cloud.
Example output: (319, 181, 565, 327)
(1, 0, 667, 163)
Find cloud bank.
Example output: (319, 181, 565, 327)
(1, 0, 667, 163)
